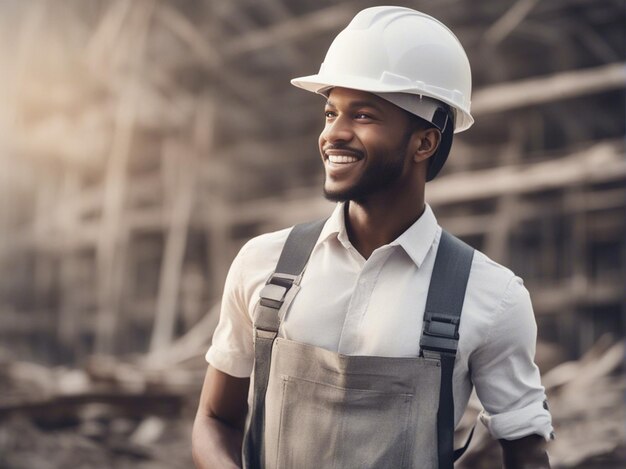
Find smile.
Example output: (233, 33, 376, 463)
(327, 154, 359, 164)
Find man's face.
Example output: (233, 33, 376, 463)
(319, 87, 417, 203)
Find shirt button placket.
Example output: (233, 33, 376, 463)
(339, 271, 370, 353)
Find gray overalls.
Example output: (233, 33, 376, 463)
(242, 220, 474, 469)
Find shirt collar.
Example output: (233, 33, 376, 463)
(389, 204, 439, 268)
(317, 202, 349, 247)
(317, 202, 440, 268)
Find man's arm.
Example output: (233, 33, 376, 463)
(469, 275, 554, 467)
(192, 365, 250, 469)
(500, 434, 550, 469)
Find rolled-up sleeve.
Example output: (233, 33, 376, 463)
(471, 276, 554, 441)
(205, 243, 255, 378)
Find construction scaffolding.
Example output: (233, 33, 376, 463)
(0, 0, 624, 467)
(0, 0, 623, 362)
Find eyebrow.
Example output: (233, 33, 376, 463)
(325, 99, 384, 112)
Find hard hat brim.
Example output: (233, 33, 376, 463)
(291, 73, 474, 133)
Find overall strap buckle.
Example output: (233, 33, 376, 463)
(258, 272, 298, 310)
(420, 313, 460, 356)
(255, 272, 299, 336)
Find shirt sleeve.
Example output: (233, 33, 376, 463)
(205, 242, 255, 378)
(470, 275, 554, 441)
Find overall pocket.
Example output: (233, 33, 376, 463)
(274, 375, 414, 469)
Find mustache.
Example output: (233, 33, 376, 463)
(322, 144, 363, 158)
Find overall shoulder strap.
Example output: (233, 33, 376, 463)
(243, 218, 327, 469)
(420, 230, 474, 469)
(275, 219, 329, 277)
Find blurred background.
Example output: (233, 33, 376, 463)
(0, 0, 624, 467)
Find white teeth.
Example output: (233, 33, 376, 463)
(328, 154, 358, 164)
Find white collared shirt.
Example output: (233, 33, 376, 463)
(206, 203, 553, 440)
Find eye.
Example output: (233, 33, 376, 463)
(355, 112, 373, 120)
(324, 110, 336, 119)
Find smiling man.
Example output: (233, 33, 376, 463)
(322, 90, 427, 204)
(192, 6, 553, 469)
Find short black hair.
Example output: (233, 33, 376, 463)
(407, 112, 433, 132)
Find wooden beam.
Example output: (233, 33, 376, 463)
(528, 279, 624, 315)
(94, 0, 156, 355)
(472, 62, 626, 115)
(483, 0, 541, 45)
(222, 3, 354, 57)
(85, 0, 133, 73)
(144, 302, 220, 370)
(155, 4, 275, 114)
(0, 391, 184, 424)
(233, 0, 309, 69)
(440, 186, 626, 237)
(148, 140, 197, 352)
(149, 98, 213, 352)
(482, 122, 524, 263)
(570, 17, 622, 63)
(428, 140, 626, 204)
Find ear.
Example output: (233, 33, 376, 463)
(413, 128, 441, 163)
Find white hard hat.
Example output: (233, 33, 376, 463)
(291, 6, 474, 133)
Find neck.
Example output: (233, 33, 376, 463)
(345, 190, 425, 259)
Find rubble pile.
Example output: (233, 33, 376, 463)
(0, 356, 205, 469)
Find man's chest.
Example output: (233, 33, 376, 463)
(275, 241, 436, 357)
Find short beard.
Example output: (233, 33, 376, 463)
(322, 127, 414, 204)
(323, 158, 404, 203)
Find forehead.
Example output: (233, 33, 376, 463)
(325, 87, 392, 110)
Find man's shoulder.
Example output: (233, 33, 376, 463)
(239, 226, 293, 266)
(244, 226, 293, 250)
(465, 246, 527, 308)
(459, 246, 535, 350)
(470, 248, 515, 281)
(241, 216, 329, 262)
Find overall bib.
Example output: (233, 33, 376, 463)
(242, 220, 474, 469)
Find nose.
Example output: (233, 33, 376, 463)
(320, 114, 354, 145)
